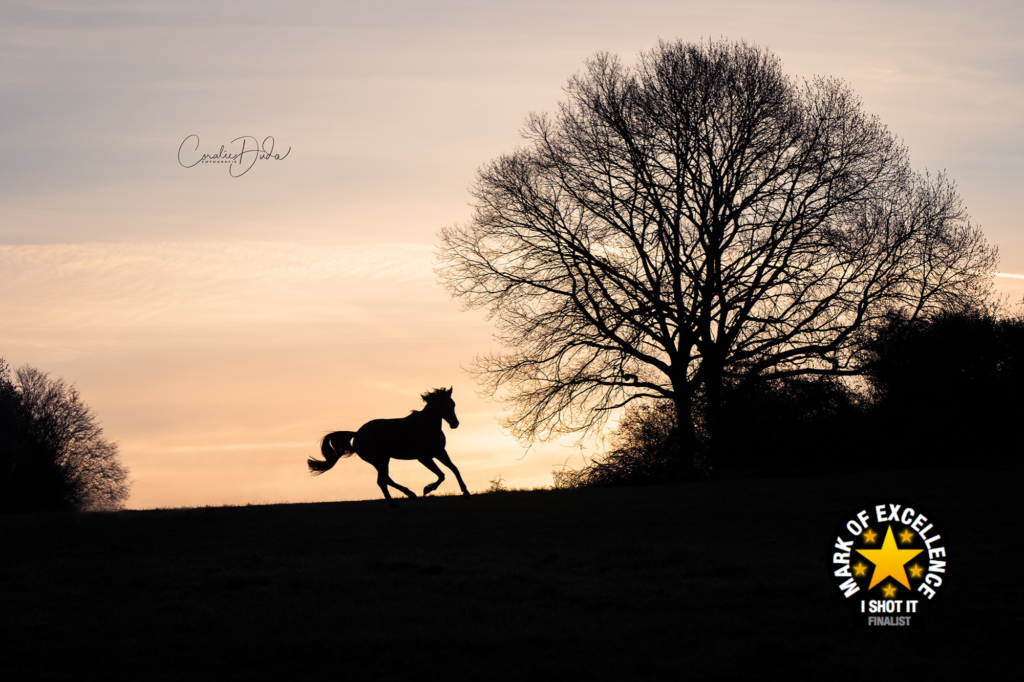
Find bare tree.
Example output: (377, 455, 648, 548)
(0, 361, 130, 512)
(436, 39, 997, 459)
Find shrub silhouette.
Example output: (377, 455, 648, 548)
(713, 376, 865, 474)
(554, 401, 712, 489)
(556, 375, 866, 487)
(0, 361, 130, 512)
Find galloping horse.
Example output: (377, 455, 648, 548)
(308, 387, 469, 506)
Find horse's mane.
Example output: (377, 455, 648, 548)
(420, 387, 452, 402)
(409, 386, 452, 414)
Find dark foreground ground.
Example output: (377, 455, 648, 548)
(1, 465, 1020, 680)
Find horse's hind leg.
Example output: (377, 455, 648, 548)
(375, 461, 417, 505)
(388, 476, 417, 500)
(375, 467, 398, 508)
(436, 449, 470, 496)
(419, 458, 445, 496)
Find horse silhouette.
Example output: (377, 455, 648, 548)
(308, 387, 469, 506)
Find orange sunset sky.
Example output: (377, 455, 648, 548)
(2, 1, 1023, 508)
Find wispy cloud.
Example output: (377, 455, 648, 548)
(0, 241, 447, 360)
(995, 272, 1024, 279)
(162, 441, 313, 452)
(0, 241, 433, 284)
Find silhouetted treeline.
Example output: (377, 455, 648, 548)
(0, 360, 130, 512)
(556, 308, 1023, 487)
(861, 308, 1022, 469)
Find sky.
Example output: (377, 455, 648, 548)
(2, 0, 1022, 508)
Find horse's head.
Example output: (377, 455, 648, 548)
(422, 386, 459, 429)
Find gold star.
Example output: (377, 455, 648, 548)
(909, 564, 923, 578)
(882, 583, 897, 598)
(863, 528, 877, 543)
(899, 529, 914, 544)
(852, 562, 868, 577)
(856, 525, 924, 589)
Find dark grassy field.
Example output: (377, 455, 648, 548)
(2, 465, 1020, 680)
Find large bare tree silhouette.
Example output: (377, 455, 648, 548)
(437, 39, 997, 459)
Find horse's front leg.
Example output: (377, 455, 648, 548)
(436, 449, 470, 496)
(419, 457, 445, 496)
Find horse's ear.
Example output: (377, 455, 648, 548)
(446, 386, 453, 396)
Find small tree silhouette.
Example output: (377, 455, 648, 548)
(0, 360, 130, 512)
(485, 474, 509, 493)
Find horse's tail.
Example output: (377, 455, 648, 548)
(308, 431, 357, 475)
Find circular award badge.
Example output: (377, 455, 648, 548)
(829, 500, 948, 628)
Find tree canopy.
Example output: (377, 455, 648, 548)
(437, 39, 997, 457)
(1, 360, 130, 512)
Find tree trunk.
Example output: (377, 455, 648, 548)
(702, 356, 726, 468)
(671, 379, 698, 464)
